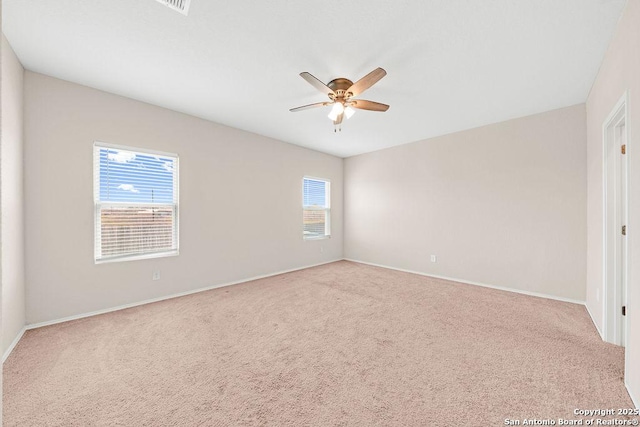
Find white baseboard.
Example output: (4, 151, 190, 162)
(27, 259, 342, 330)
(343, 258, 586, 305)
(584, 302, 605, 340)
(3, 327, 26, 363)
(626, 381, 640, 409)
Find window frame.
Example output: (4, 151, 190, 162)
(302, 176, 331, 240)
(93, 141, 180, 264)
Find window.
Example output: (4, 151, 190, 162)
(94, 142, 179, 262)
(303, 177, 330, 239)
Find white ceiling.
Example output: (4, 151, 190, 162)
(3, 0, 627, 157)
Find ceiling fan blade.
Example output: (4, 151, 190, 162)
(349, 99, 389, 112)
(300, 72, 335, 96)
(289, 102, 330, 112)
(347, 68, 387, 97)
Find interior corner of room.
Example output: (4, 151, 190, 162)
(1, 0, 639, 424)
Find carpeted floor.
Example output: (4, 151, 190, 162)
(3, 261, 633, 426)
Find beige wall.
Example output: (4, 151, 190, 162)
(1, 34, 25, 357)
(586, 0, 640, 407)
(23, 72, 343, 325)
(345, 104, 587, 302)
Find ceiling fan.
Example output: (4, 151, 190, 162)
(290, 67, 389, 131)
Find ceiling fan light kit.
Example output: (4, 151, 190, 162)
(290, 67, 390, 132)
(344, 106, 355, 119)
(328, 102, 344, 121)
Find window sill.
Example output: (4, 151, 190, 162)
(95, 250, 179, 264)
(303, 235, 331, 241)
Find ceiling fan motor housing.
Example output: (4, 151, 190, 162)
(327, 78, 354, 101)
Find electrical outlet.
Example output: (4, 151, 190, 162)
(152, 270, 161, 281)
(430, 255, 437, 263)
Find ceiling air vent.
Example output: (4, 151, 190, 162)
(155, 0, 191, 16)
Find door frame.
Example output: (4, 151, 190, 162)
(602, 91, 629, 347)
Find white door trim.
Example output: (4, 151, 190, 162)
(602, 91, 629, 347)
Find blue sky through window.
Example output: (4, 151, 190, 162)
(303, 178, 327, 207)
(98, 148, 176, 203)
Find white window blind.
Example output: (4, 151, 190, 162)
(303, 177, 330, 239)
(94, 142, 179, 262)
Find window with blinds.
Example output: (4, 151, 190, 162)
(94, 142, 179, 263)
(303, 177, 330, 239)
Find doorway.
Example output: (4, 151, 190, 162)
(603, 92, 628, 347)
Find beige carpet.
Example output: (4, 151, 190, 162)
(3, 261, 633, 426)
